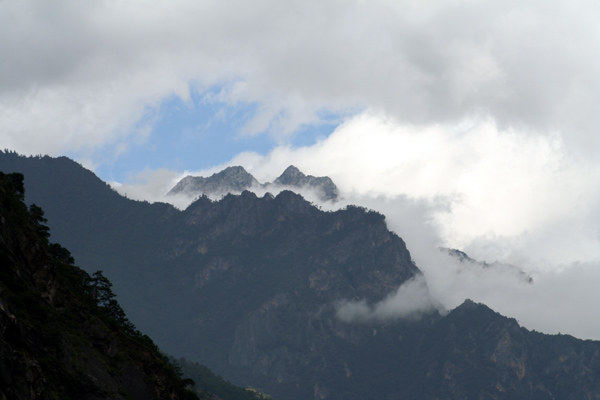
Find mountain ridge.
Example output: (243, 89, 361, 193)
(3, 150, 600, 399)
(440, 247, 534, 283)
(168, 164, 339, 202)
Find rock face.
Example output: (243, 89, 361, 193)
(156, 190, 421, 399)
(3, 151, 600, 400)
(0, 171, 195, 400)
(167, 165, 339, 202)
(271, 165, 339, 201)
(413, 300, 600, 400)
(168, 166, 260, 197)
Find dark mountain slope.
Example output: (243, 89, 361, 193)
(3, 151, 600, 400)
(0, 152, 423, 397)
(152, 190, 421, 395)
(0, 171, 197, 400)
(0, 151, 177, 310)
(0, 171, 275, 400)
(414, 300, 600, 399)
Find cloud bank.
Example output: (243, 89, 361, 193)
(3, 0, 600, 159)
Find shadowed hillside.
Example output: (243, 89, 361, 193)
(0, 171, 197, 399)
(0, 170, 275, 400)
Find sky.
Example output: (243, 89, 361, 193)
(1, 0, 600, 340)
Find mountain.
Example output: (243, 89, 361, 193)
(169, 166, 260, 197)
(0, 168, 275, 400)
(167, 165, 339, 202)
(3, 150, 600, 399)
(0, 171, 197, 400)
(270, 165, 339, 201)
(440, 247, 533, 283)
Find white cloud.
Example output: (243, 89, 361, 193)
(336, 275, 435, 322)
(109, 167, 194, 209)
(2, 0, 600, 159)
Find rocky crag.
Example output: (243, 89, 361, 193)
(3, 151, 600, 400)
(168, 166, 260, 198)
(168, 165, 339, 202)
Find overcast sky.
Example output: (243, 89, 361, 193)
(2, 0, 600, 340)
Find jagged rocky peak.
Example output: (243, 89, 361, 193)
(273, 165, 309, 185)
(168, 164, 339, 202)
(272, 165, 339, 201)
(168, 165, 259, 196)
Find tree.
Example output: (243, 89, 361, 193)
(48, 243, 75, 265)
(86, 270, 138, 334)
(87, 270, 116, 307)
(29, 203, 50, 240)
(7, 172, 24, 199)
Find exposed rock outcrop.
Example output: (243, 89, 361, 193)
(270, 165, 339, 201)
(167, 165, 339, 202)
(168, 166, 260, 197)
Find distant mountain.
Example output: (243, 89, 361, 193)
(270, 165, 339, 201)
(440, 247, 533, 283)
(3, 150, 600, 400)
(169, 166, 260, 197)
(167, 165, 339, 202)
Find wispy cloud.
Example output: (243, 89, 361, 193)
(336, 275, 436, 322)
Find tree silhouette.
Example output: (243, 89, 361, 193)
(87, 270, 116, 306)
(29, 203, 50, 240)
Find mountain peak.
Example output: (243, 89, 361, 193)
(220, 165, 250, 175)
(273, 165, 339, 201)
(168, 165, 339, 202)
(276, 165, 303, 182)
(168, 165, 259, 196)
